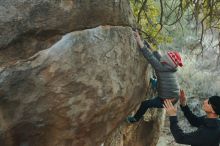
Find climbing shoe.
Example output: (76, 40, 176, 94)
(126, 116, 137, 124)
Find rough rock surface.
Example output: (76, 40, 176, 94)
(0, 1, 165, 146)
(0, 26, 150, 146)
(104, 108, 165, 146)
(0, 0, 135, 65)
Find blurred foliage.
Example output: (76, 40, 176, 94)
(129, 0, 220, 52)
(130, 0, 172, 48)
(178, 53, 220, 98)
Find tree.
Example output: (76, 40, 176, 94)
(130, 0, 220, 52)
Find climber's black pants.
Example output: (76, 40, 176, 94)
(133, 97, 163, 121)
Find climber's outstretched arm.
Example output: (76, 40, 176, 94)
(133, 31, 166, 71)
(179, 90, 204, 127)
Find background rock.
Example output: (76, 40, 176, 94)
(104, 108, 165, 146)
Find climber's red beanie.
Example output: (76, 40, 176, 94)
(167, 51, 183, 67)
(160, 51, 183, 68)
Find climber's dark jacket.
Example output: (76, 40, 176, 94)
(140, 45, 179, 99)
(170, 105, 220, 146)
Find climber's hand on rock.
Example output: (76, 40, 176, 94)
(180, 89, 187, 107)
(163, 99, 177, 116)
(133, 31, 144, 48)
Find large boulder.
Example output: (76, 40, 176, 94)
(0, 1, 165, 146)
(0, 0, 135, 66)
(0, 26, 148, 146)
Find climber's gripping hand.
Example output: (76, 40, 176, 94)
(133, 29, 144, 48)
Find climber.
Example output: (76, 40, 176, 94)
(164, 90, 220, 146)
(126, 30, 183, 123)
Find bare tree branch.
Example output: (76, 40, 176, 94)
(131, 0, 220, 55)
(158, 0, 164, 31)
(166, 0, 184, 26)
(137, 0, 148, 23)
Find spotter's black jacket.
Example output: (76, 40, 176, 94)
(169, 105, 220, 146)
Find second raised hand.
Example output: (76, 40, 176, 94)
(163, 99, 177, 116)
(179, 89, 187, 106)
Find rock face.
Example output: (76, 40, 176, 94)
(0, 26, 148, 146)
(0, 0, 135, 65)
(0, 1, 164, 146)
(104, 108, 165, 146)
